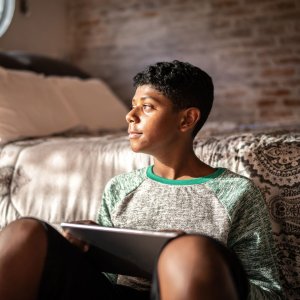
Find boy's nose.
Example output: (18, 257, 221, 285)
(126, 109, 139, 123)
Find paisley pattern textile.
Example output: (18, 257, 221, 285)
(194, 128, 300, 299)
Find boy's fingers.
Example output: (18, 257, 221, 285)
(68, 220, 98, 225)
(61, 219, 96, 252)
(62, 230, 90, 252)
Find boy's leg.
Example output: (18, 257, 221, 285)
(0, 218, 47, 300)
(152, 234, 249, 300)
(37, 219, 118, 300)
(0, 218, 120, 300)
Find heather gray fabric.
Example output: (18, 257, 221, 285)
(99, 167, 282, 299)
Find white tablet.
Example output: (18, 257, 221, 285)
(61, 223, 178, 278)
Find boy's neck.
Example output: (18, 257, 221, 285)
(152, 152, 215, 180)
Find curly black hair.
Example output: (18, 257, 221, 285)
(133, 60, 214, 137)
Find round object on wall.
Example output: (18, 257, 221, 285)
(0, 0, 15, 37)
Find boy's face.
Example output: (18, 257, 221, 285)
(126, 85, 183, 156)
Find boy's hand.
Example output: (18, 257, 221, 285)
(62, 220, 97, 252)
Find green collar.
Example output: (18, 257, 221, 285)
(146, 166, 225, 185)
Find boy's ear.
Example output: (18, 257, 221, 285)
(179, 108, 201, 132)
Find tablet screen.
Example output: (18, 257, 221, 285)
(61, 223, 178, 277)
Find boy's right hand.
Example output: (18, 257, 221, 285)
(62, 220, 97, 252)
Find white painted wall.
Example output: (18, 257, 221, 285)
(0, 0, 68, 59)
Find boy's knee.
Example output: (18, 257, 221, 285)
(157, 235, 247, 299)
(158, 234, 225, 266)
(1, 218, 48, 248)
(157, 234, 233, 282)
(157, 235, 241, 299)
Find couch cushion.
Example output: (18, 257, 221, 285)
(0, 67, 78, 144)
(0, 67, 128, 144)
(47, 76, 128, 131)
(194, 128, 300, 299)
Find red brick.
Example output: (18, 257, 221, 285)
(77, 19, 100, 28)
(281, 78, 300, 87)
(295, 23, 300, 32)
(279, 35, 300, 46)
(212, 28, 253, 39)
(142, 11, 159, 17)
(283, 99, 300, 106)
(257, 25, 287, 36)
(246, 0, 277, 4)
(273, 56, 300, 65)
(271, 11, 300, 22)
(258, 99, 277, 107)
(223, 89, 247, 99)
(209, 19, 232, 29)
(260, 1, 296, 12)
(241, 38, 276, 48)
(250, 81, 280, 88)
(211, 0, 239, 8)
(259, 110, 293, 119)
(262, 89, 291, 97)
(257, 48, 293, 57)
(261, 68, 296, 77)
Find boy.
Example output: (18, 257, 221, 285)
(0, 60, 282, 300)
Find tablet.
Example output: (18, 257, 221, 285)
(61, 223, 178, 278)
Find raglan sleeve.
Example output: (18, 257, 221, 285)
(97, 177, 117, 227)
(97, 168, 147, 227)
(96, 177, 119, 283)
(95, 169, 146, 284)
(227, 181, 283, 299)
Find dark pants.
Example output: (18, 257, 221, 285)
(37, 221, 248, 300)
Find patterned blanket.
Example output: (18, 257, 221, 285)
(195, 128, 300, 299)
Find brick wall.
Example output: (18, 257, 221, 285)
(67, 0, 300, 125)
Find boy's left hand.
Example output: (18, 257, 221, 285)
(62, 220, 97, 252)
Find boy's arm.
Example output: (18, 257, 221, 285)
(227, 183, 283, 299)
(97, 168, 148, 227)
(97, 177, 120, 227)
(96, 169, 147, 283)
(96, 178, 119, 283)
(98, 190, 113, 227)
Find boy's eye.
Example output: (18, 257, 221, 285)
(142, 104, 154, 112)
(129, 104, 154, 113)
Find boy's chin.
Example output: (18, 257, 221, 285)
(130, 146, 144, 153)
(130, 144, 148, 154)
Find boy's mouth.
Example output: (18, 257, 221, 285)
(128, 131, 142, 139)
